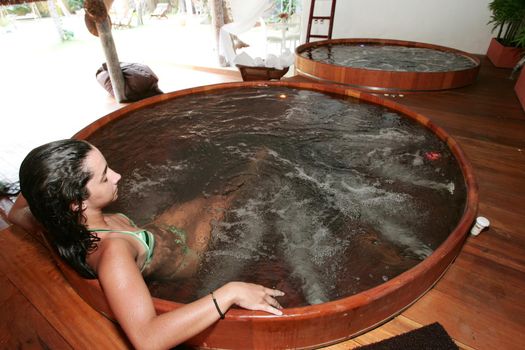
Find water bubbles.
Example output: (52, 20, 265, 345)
(92, 87, 466, 306)
(301, 44, 477, 72)
(412, 154, 424, 166)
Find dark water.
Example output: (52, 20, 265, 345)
(300, 44, 477, 72)
(87, 86, 467, 307)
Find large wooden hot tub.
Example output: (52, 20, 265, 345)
(295, 39, 481, 92)
(52, 81, 477, 349)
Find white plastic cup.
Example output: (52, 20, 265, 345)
(470, 216, 490, 236)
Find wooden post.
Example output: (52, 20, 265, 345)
(95, 17, 126, 102)
(84, 0, 126, 102)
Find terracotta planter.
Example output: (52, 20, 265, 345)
(514, 68, 525, 111)
(486, 38, 522, 68)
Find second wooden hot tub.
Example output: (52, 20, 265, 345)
(295, 38, 481, 92)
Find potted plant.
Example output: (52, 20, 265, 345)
(486, 0, 525, 68)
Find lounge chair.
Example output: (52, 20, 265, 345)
(150, 3, 169, 19)
(111, 9, 135, 29)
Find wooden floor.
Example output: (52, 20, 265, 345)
(1, 57, 524, 349)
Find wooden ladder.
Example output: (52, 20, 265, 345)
(305, 0, 337, 43)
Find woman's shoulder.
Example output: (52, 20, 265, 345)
(99, 236, 137, 255)
(89, 234, 138, 270)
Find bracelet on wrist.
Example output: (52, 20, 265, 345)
(210, 292, 225, 319)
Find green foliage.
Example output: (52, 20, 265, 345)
(276, 0, 297, 14)
(514, 25, 525, 47)
(267, 0, 300, 23)
(67, 0, 85, 12)
(6, 4, 31, 16)
(35, 2, 50, 17)
(489, 0, 525, 47)
(63, 29, 75, 41)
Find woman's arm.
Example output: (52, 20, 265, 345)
(7, 194, 44, 234)
(95, 238, 284, 350)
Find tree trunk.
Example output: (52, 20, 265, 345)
(95, 17, 127, 102)
(47, 0, 65, 41)
(209, 0, 227, 66)
(222, 0, 232, 23)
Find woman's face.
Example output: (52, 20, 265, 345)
(83, 146, 121, 211)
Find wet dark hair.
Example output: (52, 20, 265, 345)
(19, 139, 100, 278)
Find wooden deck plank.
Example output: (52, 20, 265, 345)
(403, 287, 525, 350)
(0, 270, 72, 350)
(350, 316, 422, 346)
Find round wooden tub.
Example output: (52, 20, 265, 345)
(54, 82, 477, 349)
(295, 39, 481, 92)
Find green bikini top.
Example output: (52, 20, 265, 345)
(88, 213, 155, 271)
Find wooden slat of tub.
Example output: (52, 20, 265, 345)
(0, 226, 131, 349)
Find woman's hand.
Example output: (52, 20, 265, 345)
(224, 281, 285, 316)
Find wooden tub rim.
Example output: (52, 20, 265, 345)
(294, 38, 481, 92)
(72, 81, 478, 323)
(295, 38, 481, 71)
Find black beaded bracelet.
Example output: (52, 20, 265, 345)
(210, 292, 225, 319)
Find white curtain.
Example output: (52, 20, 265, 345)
(219, 0, 274, 65)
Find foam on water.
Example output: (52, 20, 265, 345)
(199, 198, 268, 292)
(301, 44, 477, 72)
(126, 160, 188, 197)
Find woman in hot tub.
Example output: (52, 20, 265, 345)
(8, 139, 284, 350)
